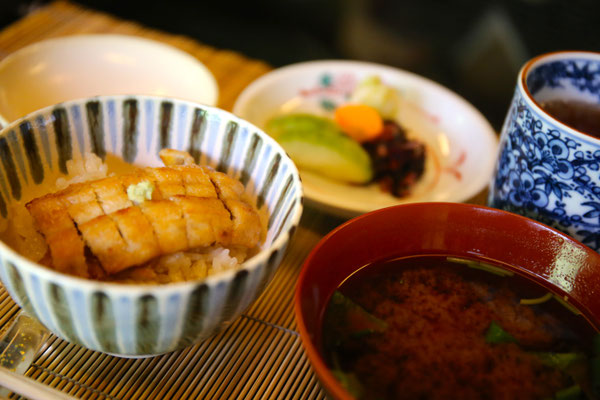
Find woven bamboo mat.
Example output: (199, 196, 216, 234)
(0, 1, 336, 399)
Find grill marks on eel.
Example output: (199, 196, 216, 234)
(26, 164, 262, 278)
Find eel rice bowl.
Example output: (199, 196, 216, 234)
(2, 149, 266, 284)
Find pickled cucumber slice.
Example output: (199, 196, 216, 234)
(266, 114, 373, 184)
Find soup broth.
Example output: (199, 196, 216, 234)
(321, 255, 598, 400)
(540, 99, 600, 138)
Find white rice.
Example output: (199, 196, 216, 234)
(113, 246, 248, 284)
(55, 153, 109, 190)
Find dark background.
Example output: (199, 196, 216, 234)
(1, 0, 599, 130)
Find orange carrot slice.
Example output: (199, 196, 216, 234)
(334, 104, 383, 142)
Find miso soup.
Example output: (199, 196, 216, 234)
(321, 255, 599, 400)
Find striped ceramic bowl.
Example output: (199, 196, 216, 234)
(0, 95, 303, 357)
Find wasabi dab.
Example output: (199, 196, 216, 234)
(127, 180, 155, 204)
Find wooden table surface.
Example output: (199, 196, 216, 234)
(0, 1, 489, 399)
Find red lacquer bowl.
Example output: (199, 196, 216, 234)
(294, 202, 600, 400)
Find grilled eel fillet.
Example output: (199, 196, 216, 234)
(26, 150, 262, 278)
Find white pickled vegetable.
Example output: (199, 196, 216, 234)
(349, 76, 401, 119)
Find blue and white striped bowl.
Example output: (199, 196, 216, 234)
(0, 95, 303, 357)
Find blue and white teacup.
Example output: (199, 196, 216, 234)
(488, 51, 600, 251)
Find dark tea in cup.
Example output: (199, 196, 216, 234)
(540, 99, 600, 138)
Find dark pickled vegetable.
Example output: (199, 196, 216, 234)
(361, 120, 426, 197)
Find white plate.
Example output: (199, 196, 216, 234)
(233, 60, 498, 218)
(0, 34, 218, 126)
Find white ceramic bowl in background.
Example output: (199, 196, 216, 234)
(233, 60, 498, 218)
(0, 95, 302, 357)
(0, 34, 218, 126)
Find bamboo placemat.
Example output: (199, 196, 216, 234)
(0, 1, 333, 399)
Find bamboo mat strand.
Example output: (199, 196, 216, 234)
(0, 1, 332, 399)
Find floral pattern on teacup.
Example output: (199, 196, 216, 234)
(489, 91, 600, 250)
(527, 59, 600, 99)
